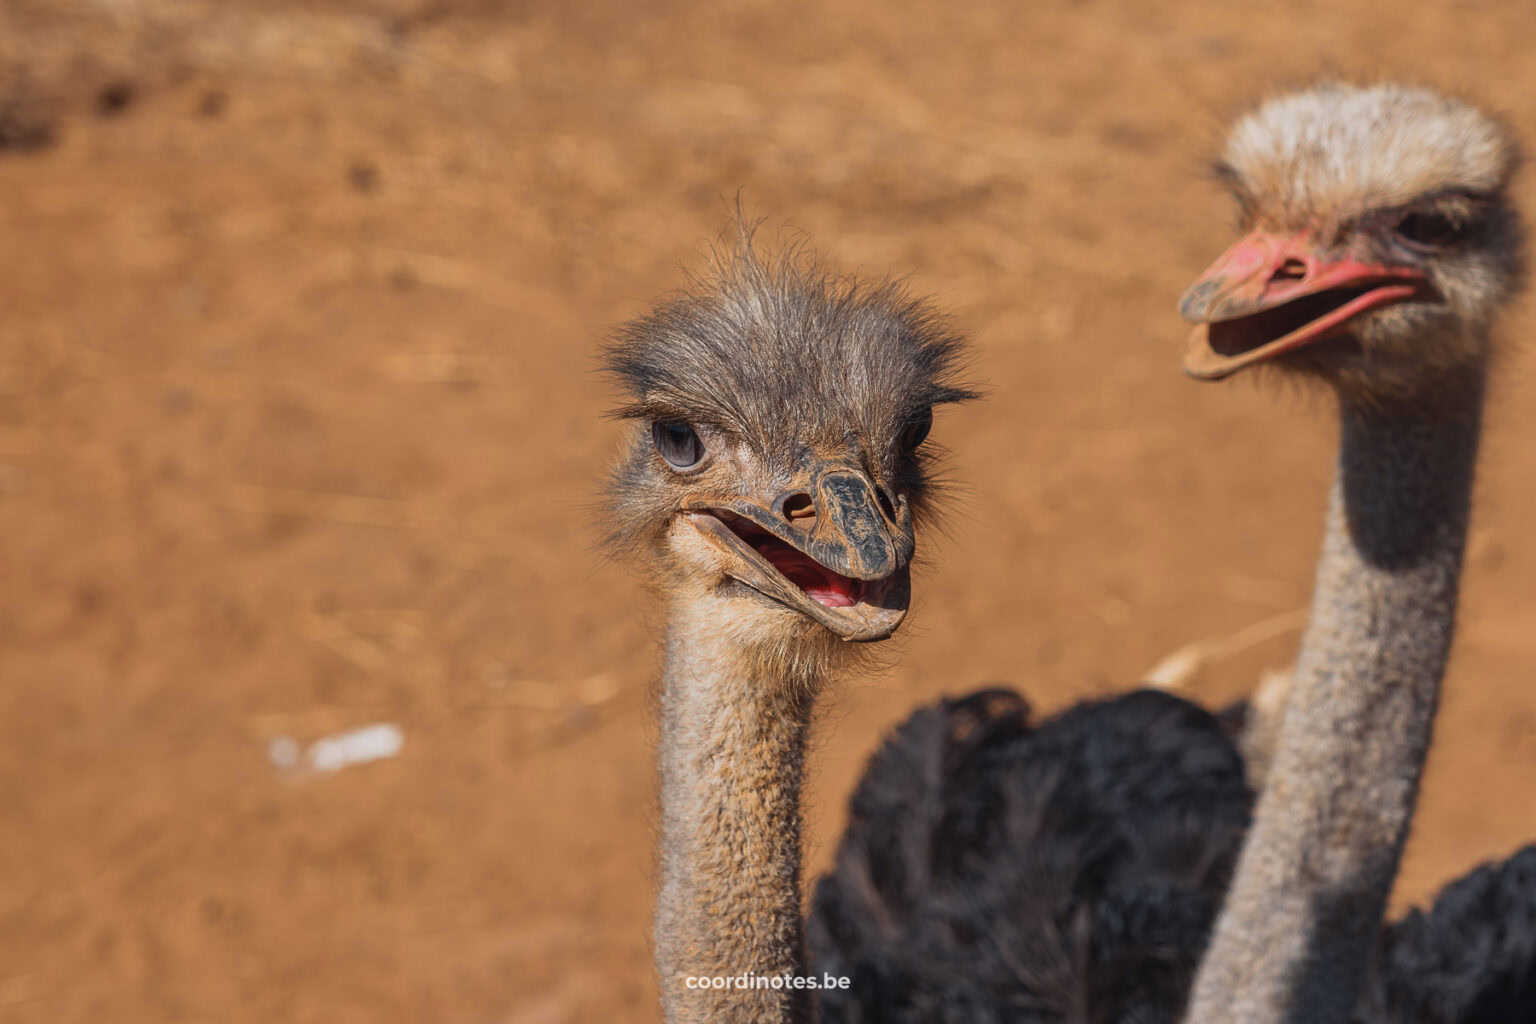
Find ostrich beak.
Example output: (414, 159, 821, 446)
(680, 465, 914, 642)
(1179, 228, 1427, 380)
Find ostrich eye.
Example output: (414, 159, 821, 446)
(899, 407, 933, 453)
(1396, 210, 1463, 248)
(652, 420, 705, 470)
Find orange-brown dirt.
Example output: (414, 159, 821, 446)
(3, 2, 1536, 1021)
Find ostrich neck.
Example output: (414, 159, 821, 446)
(654, 599, 820, 1024)
(1185, 371, 1485, 1024)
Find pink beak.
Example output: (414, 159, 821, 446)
(1179, 228, 1427, 380)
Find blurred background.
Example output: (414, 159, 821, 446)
(2, 0, 1535, 1020)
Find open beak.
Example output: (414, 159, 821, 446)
(1179, 228, 1427, 380)
(680, 466, 913, 642)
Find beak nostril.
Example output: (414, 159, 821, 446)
(1271, 259, 1308, 283)
(782, 493, 816, 527)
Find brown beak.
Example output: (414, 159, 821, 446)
(680, 464, 914, 642)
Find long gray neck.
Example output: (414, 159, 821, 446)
(654, 601, 820, 1024)
(1184, 374, 1484, 1024)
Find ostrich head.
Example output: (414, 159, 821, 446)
(1180, 83, 1523, 403)
(602, 237, 975, 654)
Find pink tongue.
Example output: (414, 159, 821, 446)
(756, 543, 859, 608)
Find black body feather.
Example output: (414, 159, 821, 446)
(809, 687, 1536, 1024)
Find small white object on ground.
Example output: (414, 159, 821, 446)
(266, 723, 405, 775)
(307, 723, 405, 773)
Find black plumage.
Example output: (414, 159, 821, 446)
(808, 687, 1536, 1024)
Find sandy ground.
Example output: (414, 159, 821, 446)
(2, 1, 1536, 1021)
